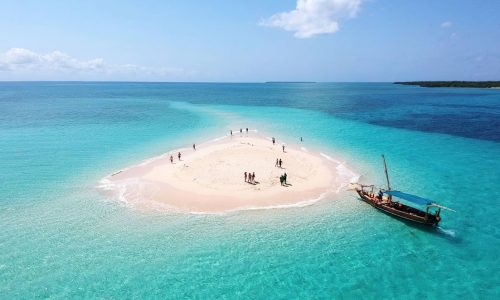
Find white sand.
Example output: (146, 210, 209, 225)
(102, 134, 355, 213)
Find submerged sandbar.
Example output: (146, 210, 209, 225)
(101, 133, 356, 213)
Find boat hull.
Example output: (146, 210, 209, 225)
(356, 189, 439, 226)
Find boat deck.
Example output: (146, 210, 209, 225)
(356, 189, 439, 226)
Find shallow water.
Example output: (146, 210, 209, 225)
(0, 82, 499, 299)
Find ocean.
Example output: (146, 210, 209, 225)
(0, 82, 499, 299)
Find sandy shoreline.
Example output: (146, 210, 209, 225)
(100, 132, 358, 213)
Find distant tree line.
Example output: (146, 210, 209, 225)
(394, 81, 500, 88)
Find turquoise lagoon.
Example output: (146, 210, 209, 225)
(0, 82, 499, 299)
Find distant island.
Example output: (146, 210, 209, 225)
(265, 81, 317, 84)
(395, 81, 500, 88)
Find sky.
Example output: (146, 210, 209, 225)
(0, 0, 499, 82)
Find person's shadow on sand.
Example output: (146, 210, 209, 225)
(248, 181, 260, 185)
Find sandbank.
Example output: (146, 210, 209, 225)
(100, 132, 357, 213)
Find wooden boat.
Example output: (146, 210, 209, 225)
(354, 155, 454, 226)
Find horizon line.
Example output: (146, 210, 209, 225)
(1, 80, 497, 84)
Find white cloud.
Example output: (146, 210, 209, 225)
(0, 48, 192, 79)
(441, 21, 452, 28)
(1, 48, 104, 71)
(260, 0, 362, 38)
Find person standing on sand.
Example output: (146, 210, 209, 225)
(248, 171, 252, 183)
(252, 172, 255, 183)
(178, 152, 181, 160)
(244, 172, 247, 182)
(170, 155, 173, 163)
(280, 175, 284, 186)
(272, 137, 275, 145)
(284, 173, 287, 185)
(279, 158, 282, 168)
(275, 158, 279, 167)
(282, 145, 285, 152)
(193, 143, 196, 151)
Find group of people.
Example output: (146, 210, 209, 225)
(169, 141, 198, 163)
(230, 128, 249, 136)
(279, 173, 288, 186)
(244, 171, 256, 183)
(170, 152, 182, 163)
(271, 137, 286, 152)
(275, 158, 283, 168)
(168, 134, 304, 189)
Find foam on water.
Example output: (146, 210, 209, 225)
(320, 152, 342, 164)
(190, 194, 326, 215)
(436, 226, 457, 238)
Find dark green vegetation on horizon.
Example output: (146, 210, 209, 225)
(265, 81, 317, 84)
(395, 81, 500, 88)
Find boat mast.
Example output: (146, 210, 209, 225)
(381, 154, 391, 191)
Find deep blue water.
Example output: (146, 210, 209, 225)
(4, 82, 498, 141)
(0, 82, 499, 299)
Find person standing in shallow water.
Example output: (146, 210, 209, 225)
(246, 128, 248, 133)
(170, 155, 173, 163)
(178, 152, 181, 160)
(193, 143, 196, 151)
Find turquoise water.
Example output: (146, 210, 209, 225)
(0, 82, 499, 299)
